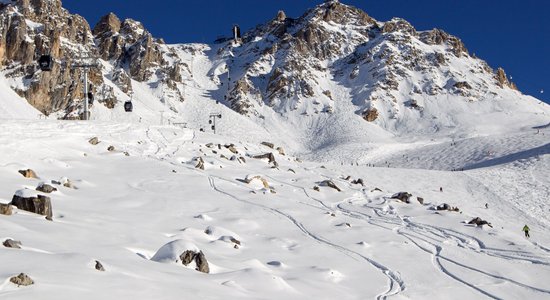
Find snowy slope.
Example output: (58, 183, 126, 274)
(0, 74, 42, 119)
(0, 120, 549, 299)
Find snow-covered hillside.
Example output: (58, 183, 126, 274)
(0, 120, 549, 299)
(1, 0, 550, 298)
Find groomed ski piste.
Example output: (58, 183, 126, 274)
(0, 116, 549, 300)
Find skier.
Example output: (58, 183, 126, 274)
(522, 225, 530, 238)
(485, 203, 489, 209)
(440, 187, 443, 192)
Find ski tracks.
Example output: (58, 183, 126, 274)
(335, 188, 550, 299)
(206, 175, 405, 300)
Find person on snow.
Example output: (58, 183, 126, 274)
(523, 225, 530, 238)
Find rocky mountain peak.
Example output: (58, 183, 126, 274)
(92, 12, 121, 36)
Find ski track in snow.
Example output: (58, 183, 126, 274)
(206, 175, 405, 299)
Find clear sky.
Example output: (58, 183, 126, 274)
(63, 0, 549, 104)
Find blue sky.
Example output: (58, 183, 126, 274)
(63, 0, 549, 103)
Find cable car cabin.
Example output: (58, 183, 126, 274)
(87, 92, 94, 105)
(124, 101, 133, 112)
(38, 55, 53, 71)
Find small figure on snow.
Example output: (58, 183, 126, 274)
(485, 203, 489, 209)
(523, 225, 530, 238)
(439, 187, 443, 192)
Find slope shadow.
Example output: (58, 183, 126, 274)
(464, 143, 550, 170)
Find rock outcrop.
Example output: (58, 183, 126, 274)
(11, 192, 53, 220)
(179, 250, 210, 274)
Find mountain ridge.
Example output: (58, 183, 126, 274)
(0, 0, 548, 152)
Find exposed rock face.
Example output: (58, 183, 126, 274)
(11, 193, 53, 220)
(10, 273, 34, 286)
(495, 67, 517, 90)
(363, 108, 378, 122)
(0, 0, 110, 117)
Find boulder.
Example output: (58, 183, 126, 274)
(261, 142, 275, 149)
(195, 157, 205, 170)
(276, 147, 285, 156)
(313, 186, 320, 192)
(18, 169, 38, 179)
(468, 217, 493, 228)
(3, 239, 22, 249)
(10, 273, 34, 286)
(195, 251, 210, 273)
(391, 192, 412, 203)
(11, 193, 53, 220)
(36, 183, 57, 193)
(253, 153, 276, 164)
(0, 203, 13, 215)
(178, 250, 210, 274)
(107, 145, 115, 152)
(351, 178, 364, 186)
(417, 197, 424, 205)
(88, 137, 100, 145)
(436, 203, 459, 212)
(227, 146, 238, 154)
(179, 250, 196, 266)
(319, 180, 342, 192)
(95, 260, 105, 271)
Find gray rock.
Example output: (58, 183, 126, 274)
(319, 180, 342, 192)
(195, 251, 210, 274)
(179, 250, 196, 266)
(10, 273, 34, 286)
(178, 250, 210, 273)
(36, 184, 57, 193)
(107, 145, 115, 152)
(88, 137, 100, 145)
(11, 194, 53, 220)
(391, 192, 412, 203)
(468, 217, 493, 228)
(3, 239, 22, 249)
(95, 260, 105, 271)
(261, 142, 274, 149)
(195, 157, 205, 170)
